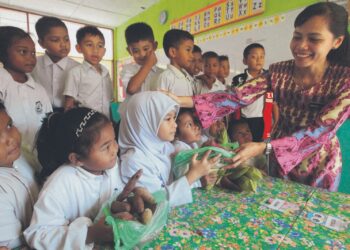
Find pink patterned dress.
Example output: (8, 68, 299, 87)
(193, 60, 350, 191)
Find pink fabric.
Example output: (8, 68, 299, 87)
(193, 60, 350, 191)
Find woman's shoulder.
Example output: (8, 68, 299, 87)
(269, 60, 294, 71)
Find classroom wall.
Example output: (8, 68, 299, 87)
(114, 0, 318, 61)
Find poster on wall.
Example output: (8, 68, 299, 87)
(171, 0, 265, 35)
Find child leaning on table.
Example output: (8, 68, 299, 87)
(0, 102, 39, 249)
(24, 108, 123, 250)
(118, 91, 220, 207)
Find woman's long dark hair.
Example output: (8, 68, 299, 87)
(294, 2, 350, 66)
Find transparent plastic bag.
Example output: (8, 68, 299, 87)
(102, 190, 169, 250)
(172, 143, 238, 180)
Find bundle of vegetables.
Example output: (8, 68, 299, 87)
(102, 170, 169, 249)
(219, 164, 264, 192)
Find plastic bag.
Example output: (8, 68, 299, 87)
(102, 190, 169, 250)
(172, 143, 238, 180)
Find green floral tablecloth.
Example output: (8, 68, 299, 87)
(143, 177, 329, 249)
(278, 189, 350, 249)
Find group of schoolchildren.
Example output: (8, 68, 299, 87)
(0, 17, 276, 249)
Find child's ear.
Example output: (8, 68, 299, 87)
(243, 58, 247, 66)
(68, 152, 84, 166)
(126, 46, 132, 56)
(76, 44, 82, 53)
(38, 39, 45, 49)
(169, 47, 177, 58)
(153, 41, 158, 50)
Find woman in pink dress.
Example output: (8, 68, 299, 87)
(165, 2, 350, 191)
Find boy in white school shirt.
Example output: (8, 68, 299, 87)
(194, 51, 226, 94)
(63, 26, 113, 117)
(32, 16, 80, 112)
(156, 29, 194, 96)
(0, 102, 39, 249)
(120, 22, 163, 98)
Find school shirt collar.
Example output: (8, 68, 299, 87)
(167, 64, 187, 79)
(43, 53, 68, 70)
(245, 69, 265, 80)
(82, 60, 108, 77)
(75, 165, 112, 181)
(1, 68, 35, 89)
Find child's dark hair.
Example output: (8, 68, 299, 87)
(0, 26, 31, 65)
(76, 25, 105, 44)
(163, 29, 194, 57)
(36, 108, 110, 184)
(202, 51, 219, 61)
(125, 22, 154, 45)
(219, 55, 229, 62)
(193, 44, 202, 54)
(243, 43, 264, 59)
(294, 2, 350, 66)
(227, 119, 248, 141)
(35, 16, 67, 41)
(175, 108, 200, 137)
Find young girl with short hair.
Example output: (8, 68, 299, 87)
(24, 108, 122, 249)
(0, 26, 52, 170)
(118, 91, 220, 207)
(0, 102, 39, 249)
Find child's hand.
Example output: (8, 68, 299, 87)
(86, 216, 114, 244)
(145, 51, 157, 68)
(186, 150, 221, 185)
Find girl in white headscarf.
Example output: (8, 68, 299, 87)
(119, 91, 219, 207)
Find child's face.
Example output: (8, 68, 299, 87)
(209, 119, 225, 138)
(78, 122, 118, 175)
(231, 123, 252, 145)
(6, 37, 36, 73)
(171, 39, 194, 69)
(127, 39, 156, 66)
(243, 47, 265, 73)
(192, 52, 203, 75)
(218, 60, 230, 79)
(76, 34, 106, 67)
(204, 57, 219, 78)
(0, 111, 21, 167)
(158, 110, 177, 142)
(176, 113, 201, 144)
(39, 26, 71, 62)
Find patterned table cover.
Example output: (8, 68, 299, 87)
(278, 188, 350, 249)
(143, 177, 341, 249)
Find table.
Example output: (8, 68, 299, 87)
(144, 177, 350, 249)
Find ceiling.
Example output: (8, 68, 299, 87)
(0, 0, 159, 28)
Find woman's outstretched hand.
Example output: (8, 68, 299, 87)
(158, 89, 194, 107)
(224, 142, 266, 169)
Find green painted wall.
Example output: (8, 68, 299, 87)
(114, 0, 318, 60)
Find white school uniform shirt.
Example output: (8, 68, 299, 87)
(0, 156, 39, 249)
(156, 64, 194, 96)
(119, 92, 193, 207)
(120, 62, 163, 98)
(0, 68, 52, 152)
(63, 60, 113, 117)
(32, 53, 80, 108)
(24, 162, 123, 250)
(241, 71, 264, 118)
(194, 78, 226, 94)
